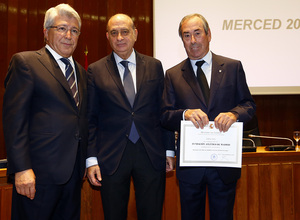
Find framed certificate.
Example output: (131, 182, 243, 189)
(179, 121, 243, 168)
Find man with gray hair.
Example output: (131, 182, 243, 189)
(3, 3, 87, 219)
(161, 13, 255, 220)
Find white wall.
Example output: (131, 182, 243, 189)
(153, 0, 300, 94)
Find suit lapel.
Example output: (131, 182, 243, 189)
(135, 52, 146, 101)
(182, 59, 207, 106)
(209, 54, 225, 109)
(105, 53, 132, 107)
(37, 48, 79, 110)
(105, 52, 146, 109)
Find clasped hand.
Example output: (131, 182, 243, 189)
(184, 109, 237, 132)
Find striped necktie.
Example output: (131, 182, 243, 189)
(60, 58, 79, 107)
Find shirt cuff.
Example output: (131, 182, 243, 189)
(182, 109, 189, 120)
(166, 150, 175, 157)
(86, 157, 98, 168)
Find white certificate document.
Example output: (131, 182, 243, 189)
(179, 121, 243, 168)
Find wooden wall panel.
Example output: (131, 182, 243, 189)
(294, 163, 300, 220)
(234, 164, 248, 219)
(1, 1, 300, 219)
(0, 0, 154, 158)
(282, 163, 294, 220)
(163, 172, 181, 220)
(253, 95, 300, 147)
(18, 0, 29, 52)
(0, 183, 12, 220)
(0, 4, 300, 218)
(2, 150, 300, 220)
(258, 164, 272, 219)
(247, 164, 259, 220)
(0, 0, 9, 158)
(79, 152, 300, 220)
(74, 0, 108, 65)
(0, 0, 300, 160)
(232, 160, 300, 220)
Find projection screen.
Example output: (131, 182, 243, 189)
(153, 0, 300, 94)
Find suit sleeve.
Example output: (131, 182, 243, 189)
(229, 61, 256, 122)
(3, 53, 34, 174)
(86, 65, 100, 157)
(162, 127, 175, 151)
(156, 63, 176, 152)
(160, 70, 185, 132)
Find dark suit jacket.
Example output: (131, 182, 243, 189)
(3, 47, 88, 184)
(87, 51, 174, 175)
(161, 53, 256, 184)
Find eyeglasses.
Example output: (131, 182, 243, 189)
(48, 25, 80, 36)
(109, 29, 130, 37)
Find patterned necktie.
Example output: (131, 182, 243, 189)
(196, 60, 210, 105)
(120, 61, 139, 143)
(60, 58, 79, 107)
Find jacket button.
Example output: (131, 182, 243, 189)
(75, 134, 82, 141)
(131, 112, 134, 116)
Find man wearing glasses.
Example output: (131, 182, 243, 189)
(3, 3, 87, 220)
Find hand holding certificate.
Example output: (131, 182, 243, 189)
(180, 121, 243, 168)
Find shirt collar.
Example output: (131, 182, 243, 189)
(45, 44, 74, 65)
(113, 50, 136, 65)
(190, 51, 212, 67)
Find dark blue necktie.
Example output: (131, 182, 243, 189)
(120, 61, 139, 143)
(196, 60, 210, 105)
(60, 58, 79, 107)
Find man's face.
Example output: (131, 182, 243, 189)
(181, 16, 211, 60)
(44, 15, 80, 58)
(106, 15, 137, 60)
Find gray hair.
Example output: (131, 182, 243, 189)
(178, 13, 210, 38)
(44, 4, 81, 30)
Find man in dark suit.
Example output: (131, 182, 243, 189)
(86, 13, 175, 220)
(2, 4, 87, 220)
(161, 14, 256, 220)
